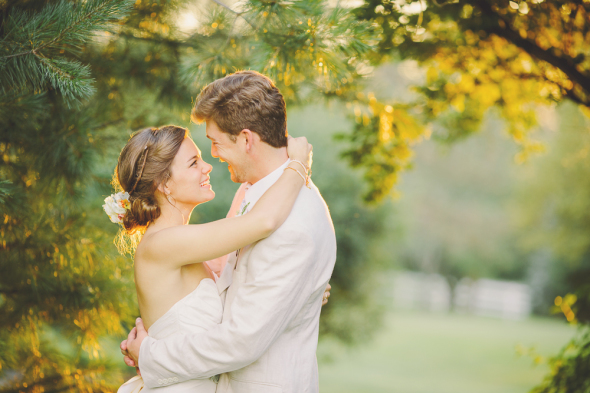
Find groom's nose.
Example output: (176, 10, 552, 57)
(210, 144, 218, 158)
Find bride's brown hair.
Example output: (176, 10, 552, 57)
(112, 125, 188, 253)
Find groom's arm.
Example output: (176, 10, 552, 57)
(137, 227, 320, 388)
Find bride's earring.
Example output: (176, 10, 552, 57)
(166, 192, 186, 223)
(166, 193, 175, 206)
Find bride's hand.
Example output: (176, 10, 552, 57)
(287, 136, 313, 171)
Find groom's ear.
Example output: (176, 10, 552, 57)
(240, 129, 256, 152)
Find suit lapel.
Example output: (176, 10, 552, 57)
(216, 251, 237, 294)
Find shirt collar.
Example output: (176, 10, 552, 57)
(242, 159, 291, 213)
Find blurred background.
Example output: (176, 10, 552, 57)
(2, 0, 590, 392)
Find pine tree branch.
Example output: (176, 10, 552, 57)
(209, 0, 257, 29)
(210, 0, 239, 14)
(0, 0, 128, 61)
(36, 54, 73, 80)
(116, 31, 190, 48)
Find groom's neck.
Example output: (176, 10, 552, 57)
(247, 146, 288, 185)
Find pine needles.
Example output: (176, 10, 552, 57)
(0, 0, 133, 106)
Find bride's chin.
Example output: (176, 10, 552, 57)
(203, 190, 215, 202)
(193, 191, 215, 206)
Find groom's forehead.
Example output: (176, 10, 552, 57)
(205, 122, 219, 139)
(205, 125, 230, 142)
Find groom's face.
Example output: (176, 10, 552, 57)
(206, 120, 249, 183)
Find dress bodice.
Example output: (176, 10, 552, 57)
(118, 278, 223, 393)
(148, 278, 223, 340)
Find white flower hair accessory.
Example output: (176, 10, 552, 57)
(103, 192, 131, 224)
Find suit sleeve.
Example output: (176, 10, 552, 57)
(138, 227, 317, 388)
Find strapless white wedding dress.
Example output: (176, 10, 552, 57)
(118, 278, 223, 393)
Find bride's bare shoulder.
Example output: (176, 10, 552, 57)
(135, 225, 193, 263)
(134, 229, 166, 263)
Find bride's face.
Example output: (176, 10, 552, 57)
(165, 137, 214, 206)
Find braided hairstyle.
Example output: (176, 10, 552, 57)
(112, 126, 187, 251)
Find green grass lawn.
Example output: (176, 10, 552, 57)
(318, 311, 576, 393)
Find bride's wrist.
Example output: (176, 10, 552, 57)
(284, 165, 306, 184)
(290, 159, 309, 173)
(285, 161, 311, 189)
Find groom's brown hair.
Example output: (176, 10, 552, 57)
(191, 71, 288, 148)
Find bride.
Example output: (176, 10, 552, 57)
(104, 125, 313, 392)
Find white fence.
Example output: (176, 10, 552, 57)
(390, 272, 532, 320)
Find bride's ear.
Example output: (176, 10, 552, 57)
(157, 179, 171, 197)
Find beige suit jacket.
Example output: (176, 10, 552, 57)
(139, 182, 337, 393)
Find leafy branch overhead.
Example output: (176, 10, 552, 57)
(178, 0, 376, 100)
(343, 0, 589, 201)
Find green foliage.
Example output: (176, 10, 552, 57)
(517, 104, 590, 320)
(338, 98, 425, 202)
(0, 95, 138, 391)
(0, 0, 133, 105)
(532, 328, 590, 393)
(177, 0, 375, 100)
(513, 104, 590, 391)
(0, 0, 138, 391)
(0, 180, 12, 206)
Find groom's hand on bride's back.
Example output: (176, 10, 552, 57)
(120, 318, 148, 374)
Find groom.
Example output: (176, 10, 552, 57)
(122, 70, 337, 392)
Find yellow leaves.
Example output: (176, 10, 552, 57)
(450, 94, 465, 113)
(472, 83, 501, 107)
(579, 106, 590, 119)
(500, 78, 522, 103)
(426, 67, 438, 85)
(393, 143, 412, 161)
(573, 6, 587, 28)
(514, 140, 546, 164)
(515, 343, 546, 365)
(345, 98, 427, 201)
(553, 294, 577, 324)
(457, 74, 475, 92)
(379, 113, 392, 141)
(464, 29, 479, 46)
